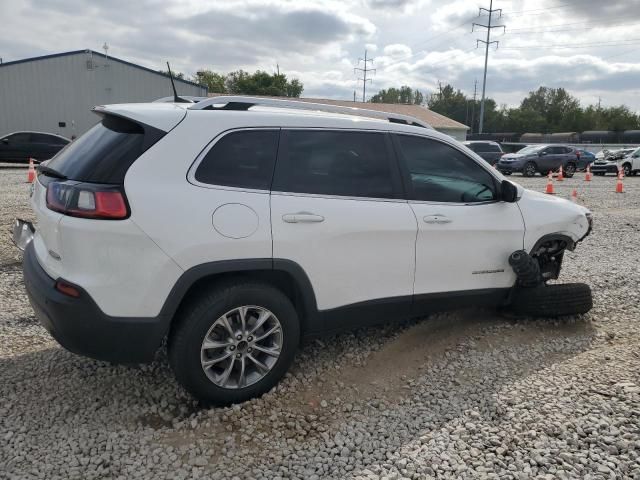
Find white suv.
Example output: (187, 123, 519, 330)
(16, 97, 593, 404)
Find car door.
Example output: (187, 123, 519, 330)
(270, 129, 417, 326)
(538, 146, 559, 172)
(0, 133, 31, 162)
(392, 133, 524, 301)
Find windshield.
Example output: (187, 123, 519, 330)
(516, 145, 544, 154)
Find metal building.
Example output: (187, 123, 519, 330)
(0, 49, 207, 138)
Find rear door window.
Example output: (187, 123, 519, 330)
(194, 129, 280, 190)
(46, 115, 164, 184)
(272, 130, 401, 199)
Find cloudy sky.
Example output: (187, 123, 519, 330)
(2, 0, 640, 110)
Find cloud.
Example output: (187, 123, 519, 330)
(365, 0, 417, 10)
(2, 0, 640, 110)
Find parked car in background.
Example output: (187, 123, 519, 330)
(575, 149, 596, 170)
(0, 131, 69, 163)
(462, 140, 504, 165)
(497, 144, 579, 177)
(621, 147, 640, 176)
(591, 148, 636, 176)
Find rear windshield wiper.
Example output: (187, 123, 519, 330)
(37, 164, 67, 180)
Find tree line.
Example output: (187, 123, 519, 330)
(372, 84, 640, 133)
(160, 69, 304, 97)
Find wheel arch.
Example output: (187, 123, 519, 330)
(529, 233, 575, 255)
(158, 259, 318, 337)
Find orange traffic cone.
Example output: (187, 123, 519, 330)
(27, 158, 36, 183)
(570, 189, 578, 203)
(616, 170, 624, 193)
(556, 165, 564, 181)
(545, 171, 555, 194)
(585, 164, 592, 182)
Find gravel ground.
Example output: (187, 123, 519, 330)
(1, 169, 639, 480)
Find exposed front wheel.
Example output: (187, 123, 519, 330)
(564, 163, 576, 178)
(510, 283, 592, 317)
(523, 162, 537, 177)
(169, 282, 300, 405)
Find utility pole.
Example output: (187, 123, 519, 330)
(471, 79, 478, 134)
(354, 50, 376, 102)
(473, 1, 505, 134)
(276, 64, 280, 76)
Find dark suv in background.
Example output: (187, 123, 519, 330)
(462, 141, 504, 165)
(497, 144, 583, 177)
(0, 131, 70, 163)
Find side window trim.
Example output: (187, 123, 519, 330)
(271, 128, 406, 201)
(390, 132, 500, 205)
(187, 127, 281, 193)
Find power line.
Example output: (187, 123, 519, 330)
(500, 39, 640, 50)
(502, 0, 591, 17)
(507, 16, 636, 31)
(473, 0, 505, 134)
(380, 16, 477, 70)
(471, 79, 478, 134)
(354, 50, 376, 102)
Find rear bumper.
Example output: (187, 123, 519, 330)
(22, 242, 167, 364)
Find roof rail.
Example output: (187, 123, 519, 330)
(188, 96, 432, 129)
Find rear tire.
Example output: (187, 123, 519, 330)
(622, 163, 632, 177)
(523, 162, 537, 177)
(565, 163, 576, 178)
(169, 282, 300, 405)
(510, 283, 592, 317)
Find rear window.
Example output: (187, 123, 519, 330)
(194, 129, 279, 190)
(46, 115, 164, 184)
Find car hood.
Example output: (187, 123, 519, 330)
(519, 187, 589, 215)
(501, 153, 531, 160)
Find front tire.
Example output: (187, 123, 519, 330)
(523, 162, 537, 177)
(169, 282, 300, 405)
(510, 283, 592, 317)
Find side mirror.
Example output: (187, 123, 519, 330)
(1, 138, 8, 144)
(538, 151, 546, 156)
(500, 180, 518, 203)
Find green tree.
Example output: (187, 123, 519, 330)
(225, 70, 303, 97)
(370, 86, 425, 104)
(427, 84, 476, 127)
(193, 70, 226, 93)
(158, 69, 185, 79)
(520, 87, 581, 132)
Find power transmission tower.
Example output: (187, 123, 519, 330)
(473, 1, 505, 134)
(354, 50, 376, 102)
(471, 79, 478, 134)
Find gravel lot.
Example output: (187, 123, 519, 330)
(1, 169, 639, 480)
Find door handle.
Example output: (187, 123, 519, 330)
(423, 214, 452, 225)
(282, 212, 325, 223)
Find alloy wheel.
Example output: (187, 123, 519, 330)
(200, 306, 283, 389)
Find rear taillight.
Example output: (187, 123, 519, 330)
(46, 181, 129, 220)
